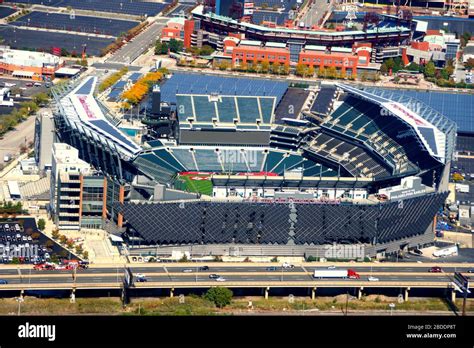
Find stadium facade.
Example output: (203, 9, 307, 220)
(190, 5, 413, 49)
(51, 74, 456, 258)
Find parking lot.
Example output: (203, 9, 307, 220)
(0, 77, 49, 98)
(0, 25, 114, 56)
(12, 11, 140, 37)
(0, 218, 74, 264)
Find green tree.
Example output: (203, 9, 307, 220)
(405, 62, 420, 72)
(33, 93, 50, 106)
(424, 61, 436, 78)
(168, 39, 183, 53)
(385, 58, 395, 71)
(199, 45, 214, 56)
(461, 32, 472, 47)
(204, 287, 233, 308)
(37, 218, 46, 231)
(155, 41, 169, 55)
(60, 48, 70, 57)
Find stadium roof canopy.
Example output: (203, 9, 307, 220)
(56, 76, 141, 160)
(366, 88, 473, 134)
(339, 84, 456, 164)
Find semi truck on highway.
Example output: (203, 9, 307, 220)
(313, 269, 360, 279)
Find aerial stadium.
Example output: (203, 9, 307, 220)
(52, 74, 456, 258)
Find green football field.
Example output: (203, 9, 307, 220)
(178, 174, 213, 196)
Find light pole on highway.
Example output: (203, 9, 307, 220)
(389, 303, 395, 316)
(16, 297, 24, 316)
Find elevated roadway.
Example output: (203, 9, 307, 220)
(0, 263, 472, 295)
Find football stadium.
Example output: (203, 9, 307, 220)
(52, 73, 456, 258)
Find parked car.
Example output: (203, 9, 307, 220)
(367, 276, 379, 282)
(215, 277, 226, 282)
(209, 274, 220, 279)
(182, 269, 193, 273)
(0, 279, 8, 285)
(266, 266, 277, 271)
(199, 266, 209, 271)
(282, 262, 295, 269)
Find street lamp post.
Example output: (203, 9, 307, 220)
(389, 303, 395, 316)
(16, 297, 24, 316)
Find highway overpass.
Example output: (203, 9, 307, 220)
(0, 263, 472, 302)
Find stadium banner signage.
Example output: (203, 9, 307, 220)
(381, 102, 426, 126)
(244, 2, 254, 8)
(386, 188, 426, 200)
(77, 96, 96, 120)
(245, 197, 341, 205)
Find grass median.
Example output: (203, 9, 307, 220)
(0, 295, 471, 315)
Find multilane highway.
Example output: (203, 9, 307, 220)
(0, 263, 472, 291)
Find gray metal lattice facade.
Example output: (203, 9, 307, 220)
(116, 191, 447, 246)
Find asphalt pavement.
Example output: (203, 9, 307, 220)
(0, 263, 472, 288)
(106, 18, 168, 64)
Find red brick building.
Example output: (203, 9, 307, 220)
(218, 37, 373, 76)
(230, 41, 290, 66)
(160, 18, 194, 49)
